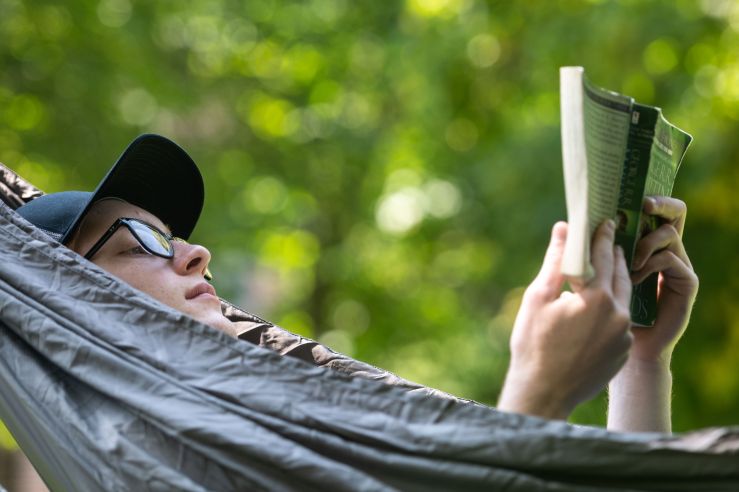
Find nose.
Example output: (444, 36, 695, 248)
(173, 241, 213, 279)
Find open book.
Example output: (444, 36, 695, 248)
(559, 66, 692, 325)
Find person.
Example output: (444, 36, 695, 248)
(15, 134, 698, 432)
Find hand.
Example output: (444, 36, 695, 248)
(497, 220, 633, 420)
(606, 197, 697, 433)
(629, 196, 698, 364)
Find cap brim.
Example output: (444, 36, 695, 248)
(61, 134, 204, 243)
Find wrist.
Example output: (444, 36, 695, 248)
(622, 353, 672, 373)
(610, 356, 673, 399)
(608, 354, 673, 433)
(497, 366, 574, 420)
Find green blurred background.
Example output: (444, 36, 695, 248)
(1, 0, 737, 450)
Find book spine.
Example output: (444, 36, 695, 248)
(616, 104, 659, 325)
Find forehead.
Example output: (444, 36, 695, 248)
(85, 199, 170, 234)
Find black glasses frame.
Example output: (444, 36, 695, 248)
(83, 217, 212, 281)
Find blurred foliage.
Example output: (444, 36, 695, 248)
(0, 0, 738, 446)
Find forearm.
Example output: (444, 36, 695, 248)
(497, 366, 573, 420)
(607, 357, 673, 433)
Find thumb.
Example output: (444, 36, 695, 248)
(531, 222, 568, 301)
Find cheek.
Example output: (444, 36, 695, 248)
(93, 259, 230, 332)
(101, 262, 181, 304)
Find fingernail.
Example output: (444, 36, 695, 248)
(607, 219, 615, 231)
(645, 197, 656, 210)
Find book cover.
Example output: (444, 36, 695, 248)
(560, 66, 692, 325)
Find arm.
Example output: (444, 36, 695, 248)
(607, 197, 698, 433)
(497, 220, 633, 420)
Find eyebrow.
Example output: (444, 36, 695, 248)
(143, 216, 173, 236)
(135, 217, 173, 237)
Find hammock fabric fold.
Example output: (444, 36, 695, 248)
(0, 163, 738, 491)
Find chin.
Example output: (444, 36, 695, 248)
(198, 313, 237, 337)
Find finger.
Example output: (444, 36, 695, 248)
(631, 249, 695, 286)
(612, 245, 632, 307)
(559, 291, 574, 300)
(643, 196, 687, 235)
(632, 223, 691, 271)
(531, 222, 568, 301)
(590, 219, 615, 289)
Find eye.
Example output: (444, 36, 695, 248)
(123, 245, 148, 255)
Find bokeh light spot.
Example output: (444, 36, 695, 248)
(318, 329, 354, 356)
(97, 0, 132, 28)
(467, 34, 501, 68)
(424, 179, 462, 218)
(376, 187, 427, 235)
(643, 38, 679, 75)
(118, 89, 159, 126)
(246, 96, 295, 139)
(332, 299, 370, 334)
(622, 73, 655, 103)
(406, 0, 471, 18)
(242, 176, 289, 214)
(6, 94, 45, 131)
(259, 229, 321, 269)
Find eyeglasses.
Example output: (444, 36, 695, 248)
(83, 217, 213, 281)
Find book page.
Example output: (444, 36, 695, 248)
(560, 68, 633, 279)
(559, 66, 693, 323)
(560, 67, 591, 277)
(582, 79, 632, 235)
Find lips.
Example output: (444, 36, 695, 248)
(185, 282, 217, 300)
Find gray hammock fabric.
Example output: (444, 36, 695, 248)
(0, 164, 738, 491)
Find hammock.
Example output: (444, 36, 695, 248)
(0, 163, 737, 491)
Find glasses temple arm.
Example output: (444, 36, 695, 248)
(82, 219, 122, 260)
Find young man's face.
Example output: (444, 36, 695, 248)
(67, 198, 238, 337)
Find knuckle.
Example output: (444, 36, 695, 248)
(587, 287, 611, 306)
(523, 284, 546, 304)
(613, 308, 632, 328)
(689, 271, 700, 291)
(659, 223, 679, 238)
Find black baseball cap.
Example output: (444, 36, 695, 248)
(16, 134, 204, 244)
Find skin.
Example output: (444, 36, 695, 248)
(498, 196, 697, 430)
(66, 196, 696, 431)
(67, 199, 239, 337)
(497, 219, 633, 420)
(607, 196, 698, 432)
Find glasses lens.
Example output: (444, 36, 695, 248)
(128, 220, 173, 257)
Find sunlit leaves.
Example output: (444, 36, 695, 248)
(0, 0, 737, 440)
(3, 94, 45, 131)
(405, 0, 473, 19)
(118, 88, 158, 126)
(97, 0, 133, 28)
(375, 178, 462, 235)
(467, 34, 501, 69)
(643, 38, 679, 75)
